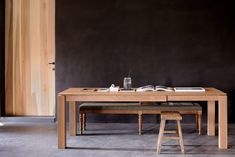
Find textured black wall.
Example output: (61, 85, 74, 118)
(56, 0, 234, 123)
(0, 0, 5, 116)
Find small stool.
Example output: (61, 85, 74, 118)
(157, 111, 185, 154)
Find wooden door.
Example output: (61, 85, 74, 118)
(5, 0, 55, 116)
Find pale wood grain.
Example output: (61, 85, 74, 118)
(157, 112, 184, 154)
(168, 96, 218, 101)
(218, 96, 227, 149)
(5, 0, 55, 116)
(177, 120, 185, 154)
(66, 95, 167, 102)
(58, 95, 66, 149)
(161, 111, 182, 120)
(61, 88, 225, 102)
(198, 112, 202, 135)
(5, 0, 14, 115)
(69, 101, 77, 136)
(138, 111, 142, 135)
(59, 87, 226, 96)
(164, 130, 177, 134)
(157, 119, 165, 154)
(58, 87, 227, 149)
(207, 101, 215, 136)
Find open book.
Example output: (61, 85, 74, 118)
(155, 85, 173, 92)
(136, 85, 154, 92)
(136, 85, 173, 92)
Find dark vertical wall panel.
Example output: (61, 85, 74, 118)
(56, 0, 235, 123)
(0, 0, 5, 116)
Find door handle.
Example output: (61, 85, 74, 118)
(49, 62, 55, 65)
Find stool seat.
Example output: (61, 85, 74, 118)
(161, 111, 182, 120)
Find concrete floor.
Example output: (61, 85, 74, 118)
(0, 118, 235, 157)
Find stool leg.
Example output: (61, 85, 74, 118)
(196, 114, 198, 131)
(138, 112, 142, 135)
(177, 120, 185, 154)
(198, 112, 202, 135)
(82, 113, 86, 131)
(157, 120, 166, 154)
(79, 113, 83, 134)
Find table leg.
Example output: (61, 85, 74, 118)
(207, 101, 215, 136)
(69, 101, 77, 136)
(218, 96, 228, 149)
(58, 95, 66, 149)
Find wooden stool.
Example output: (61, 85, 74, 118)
(157, 111, 185, 154)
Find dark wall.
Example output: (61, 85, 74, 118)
(0, 0, 5, 116)
(56, 0, 235, 123)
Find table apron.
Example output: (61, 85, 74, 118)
(66, 95, 167, 102)
(167, 96, 219, 101)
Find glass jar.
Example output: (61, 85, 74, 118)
(123, 77, 132, 89)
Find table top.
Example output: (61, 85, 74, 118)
(59, 87, 226, 96)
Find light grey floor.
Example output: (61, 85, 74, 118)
(0, 118, 235, 157)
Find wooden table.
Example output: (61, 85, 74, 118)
(57, 87, 227, 149)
